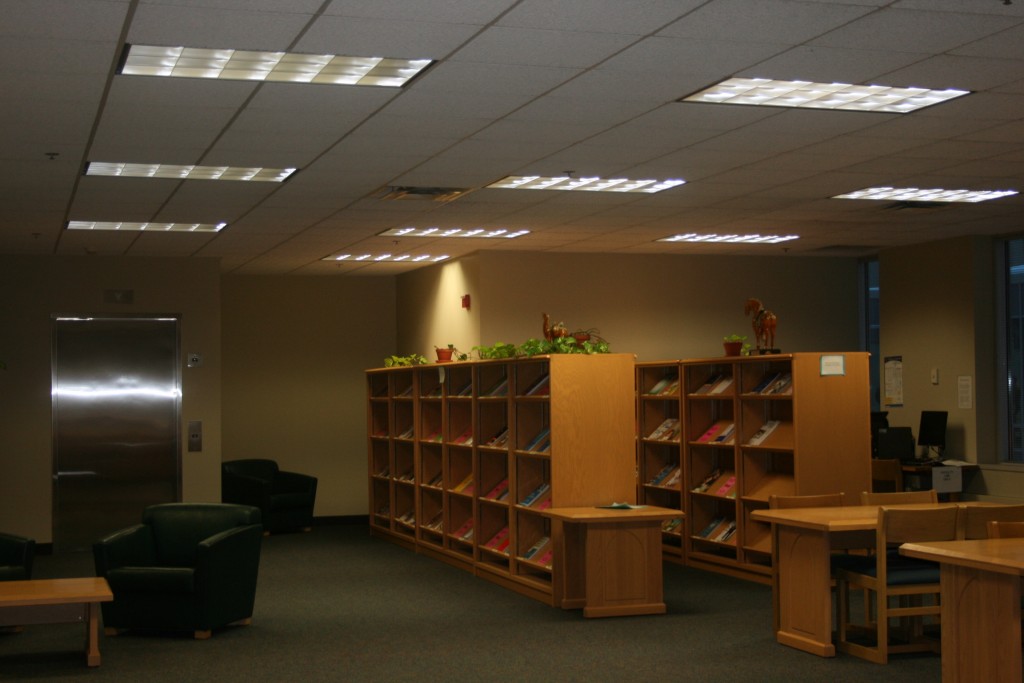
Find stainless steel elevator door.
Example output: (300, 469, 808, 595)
(52, 316, 181, 552)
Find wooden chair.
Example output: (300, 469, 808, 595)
(957, 504, 1024, 539)
(837, 505, 959, 664)
(870, 459, 903, 493)
(860, 490, 937, 505)
(988, 520, 1024, 538)
(768, 492, 846, 509)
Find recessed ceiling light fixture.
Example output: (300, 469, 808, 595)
(321, 253, 449, 263)
(487, 176, 684, 193)
(379, 227, 530, 239)
(681, 77, 970, 113)
(659, 233, 799, 244)
(119, 44, 433, 87)
(833, 186, 1018, 203)
(86, 162, 296, 182)
(67, 221, 227, 232)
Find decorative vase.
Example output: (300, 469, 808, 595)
(723, 341, 743, 356)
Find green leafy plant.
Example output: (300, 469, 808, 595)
(723, 334, 747, 343)
(472, 342, 517, 359)
(383, 353, 428, 367)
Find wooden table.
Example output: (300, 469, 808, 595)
(750, 503, 953, 657)
(901, 538, 1024, 683)
(543, 506, 682, 618)
(0, 577, 113, 667)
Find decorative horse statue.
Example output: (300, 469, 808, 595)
(745, 298, 777, 352)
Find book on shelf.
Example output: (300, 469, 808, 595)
(425, 472, 442, 488)
(376, 465, 390, 478)
(691, 468, 721, 493)
(708, 376, 734, 395)
(523, 374, 550, 396)
(522, 535, 550, 560)
(452, 473, 474, 494)
(424, 430, 442, 443)
(519, 482, 550, 507)
(536, 549, 553, 567)
(647, 375, 679, 396)
(483, 427, 510, 448)
(524, 426, 551, 452)
(693, 373, 723, 395)
(451, 427, 474, 446)
(712, 519, 737, 543)
(697, 516, 726, 538)
(715, 475, 736, 497)
(396, 385, 413, 398)
(711, 422, 735, 444)
(452, 518, 474, 539)
(425, 385, 443, 398)
(484, 377, 509, 397)
(535, 498, 552, 511)
(696, 420, 732, 443)
(396, 425, 414, 439)
(397, 469, 414, 483)
(455, 381, 473, 397)
(647, 418, 680, 441)
(649, 463, 676, 486)
(423, 510, 443, 532)
(662, 517, 683, 533)
(747, 419, 781, 446)
(483, 526, 510, 550)
(750, 372, 782, 394)
(397, 510, 415, 525)
(662, 467, 682, 487)
(763, 372, 792, 395)
(483, 477, 510, 501)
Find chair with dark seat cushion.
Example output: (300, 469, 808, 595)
(93, 503, 263, 639)
(222, 459, 318, 534)
(0, 532, 35, 581)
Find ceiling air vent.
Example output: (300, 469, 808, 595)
(375, 186, 472, 203)
(811, 245, 881, 256)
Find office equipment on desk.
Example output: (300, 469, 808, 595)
(870, 411, 889, 457)
(918, 410, 948, 459)
(876, 426, 915, 462)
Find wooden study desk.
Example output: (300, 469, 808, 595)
(543, 506, 682, 618)
(750, 503, 966, 657)
(0, 577, 113, 667)
(901, 538, 1024, 683)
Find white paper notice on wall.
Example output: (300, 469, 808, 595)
(957, 375, 972, 409)
(931, 466, 962, 494)
(884, 356, 903, 407)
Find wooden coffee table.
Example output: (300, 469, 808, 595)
(0, 577, 113, 667)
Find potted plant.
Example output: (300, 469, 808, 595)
(383, 353, 428, 367)
(723, 334, 747, 357)
(435, 344, 456, 362)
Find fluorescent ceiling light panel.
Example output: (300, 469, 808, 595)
(120, 44, 432, 87)
(659, 233, 799, 244)
(322, 253, 449, 263)
(487, 176, 684, 194)
(86, 162, 295, 182)
(833, 186, 1018, 203)
(68, 221, 226, 233)
(682, 77, 970, 113)
(379, 227, 530, 239)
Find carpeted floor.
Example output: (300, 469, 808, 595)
(0, 523, 941, 682)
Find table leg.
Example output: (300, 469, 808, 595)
(84, 602, 102, 667)
(775, 525, 834, 656)
(940, 565, 1021, 683)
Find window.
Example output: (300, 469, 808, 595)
(862, 259, 880, 411)
(1004, 238, 1024, 463)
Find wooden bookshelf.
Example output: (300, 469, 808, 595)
(367, 354, 637, 604)
(637, 353, 870, 582)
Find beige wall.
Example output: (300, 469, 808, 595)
(0, 255, 221, 542)
(398, 251, 863, 361)
(221, 274, 395, 517)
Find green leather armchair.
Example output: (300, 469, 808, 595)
(0, 532, 34, 581)
(93, 503, 263, 639)
(222, 459, 317, 533)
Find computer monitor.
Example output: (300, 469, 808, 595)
(918, 410, 948, 457)
(877, 426, 915, 461)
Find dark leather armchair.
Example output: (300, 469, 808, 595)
(93, 503, 263, 639)
(222, 459, 318, 534)
(0, 532, 35, 581)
